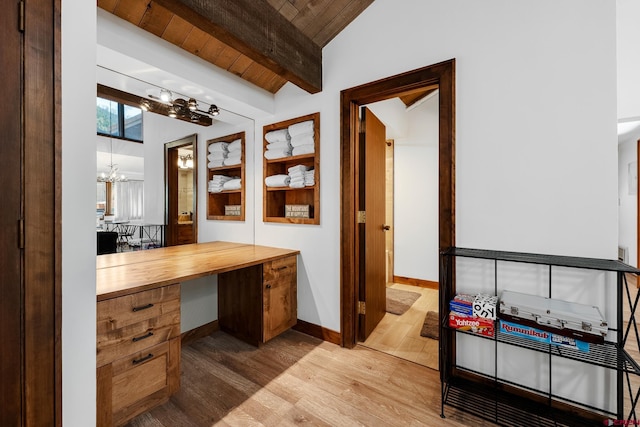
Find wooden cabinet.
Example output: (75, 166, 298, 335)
(97, 284, 181, 427)
(262, 255, 298, 341)
(206, 132, 245, 221)
(263, 113, 319, 224)
(218, 254, 297, 346)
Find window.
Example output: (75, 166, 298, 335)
(96, 97, 143, 142)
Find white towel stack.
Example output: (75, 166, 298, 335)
(207, 142, 229, 168)
(288, 120, 315, 156)
(208, 175, 233, 193)
(288, 164, 308, 189)
(224, 139, 242, 166)
(265, 174, 291, 188)
(223, 178, 242, 191)
(264, 129, 292, 159)
(304, 168, 315, 186)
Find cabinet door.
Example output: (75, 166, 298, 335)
(263, 256, 297, 342)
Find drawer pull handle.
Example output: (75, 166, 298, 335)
(132, 331, 154, 343)
(132, 303, 154, 312)
(132, 353, 153, 365)
(275, 266, 288, 271)
(266, 284, 272, 289)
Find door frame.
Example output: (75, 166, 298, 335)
(340, 60, 456, 348)
(164, 134, 198, 246)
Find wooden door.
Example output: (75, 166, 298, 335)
(358, 107, 387, 341)
(1, 3, 23, 424)
(165, 135, 197, 246)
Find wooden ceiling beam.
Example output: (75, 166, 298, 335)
(152, 0, 322, 94)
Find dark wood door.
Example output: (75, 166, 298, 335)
(0, 3, 23, 424)
(358, 107, 387, 340)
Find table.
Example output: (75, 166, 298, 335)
(96, 241, 299, 426)
(101, 221, 166, 250)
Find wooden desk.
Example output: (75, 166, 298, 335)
(96, 241, 299, 426)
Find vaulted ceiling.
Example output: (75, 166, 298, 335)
(98, 0, 375, 94)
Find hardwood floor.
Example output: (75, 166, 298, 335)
(125, 330, 495, 426)
(362, 284, 439, 370)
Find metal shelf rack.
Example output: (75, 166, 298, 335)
(440, 247, 640, 426)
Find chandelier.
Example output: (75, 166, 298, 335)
(97, 139, 127, 182)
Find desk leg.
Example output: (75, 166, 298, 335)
(218, 265, 263, 346)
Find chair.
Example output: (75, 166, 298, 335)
(97, 231, 118, 255)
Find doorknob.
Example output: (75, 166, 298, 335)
(383, 225, 390, 231)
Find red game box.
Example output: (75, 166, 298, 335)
(449, 312, 495, 337)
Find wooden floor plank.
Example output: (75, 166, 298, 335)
(124, 330, 495, 426)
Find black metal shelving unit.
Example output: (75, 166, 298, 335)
(440, 247, 640, 427)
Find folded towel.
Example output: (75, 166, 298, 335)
(208, 152, 226, 161)
(266, 140, 292, 151)
(305, 180, 315, 187)
(265, 174, 291, 187)
(223, 156, 242, 166)
(265, 149, 292, 160)
(289, 180, 305, 189)
(289, 176, 305, 185)
(208, 142, 229, 153)
(223, 178, 242, 191)
(228, 139, 242, 153)
(208, 160, 224, 168)
(265, 129, 290, 143)
(288, 164, 308, 174)
(292, 144, 315, 156)
(290, 134, 314, 148)
(288, 120, 314, 137)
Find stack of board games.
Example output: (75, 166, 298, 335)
(449, 293, 497, 337)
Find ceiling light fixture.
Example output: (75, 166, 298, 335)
(142, 89, 221, 124)
(178, 154, 194, 169)
(160, 89, 172, 102)
(208, 104, 220, 116)
(97, 139, 128, 183)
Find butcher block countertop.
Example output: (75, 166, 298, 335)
(96, 241, 300, 301)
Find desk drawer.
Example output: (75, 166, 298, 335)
(263, 255, 297, 282)
(97, 284, 180, 334)
(110, 338, 180, 425)
(97, 311, 180, 367)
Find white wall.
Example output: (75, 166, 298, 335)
(62, 0, 618, 422)
(322, 0, 618, 260)
(393, 95, 440, 281)
(62, 0, 97, 425)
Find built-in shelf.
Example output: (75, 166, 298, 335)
(263, 112, 320, 225)
(206, 132, 245, 221)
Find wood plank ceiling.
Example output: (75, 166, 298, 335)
(98, 0, 375, 94)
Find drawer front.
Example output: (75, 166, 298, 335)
(263, 255, 297, 283)
(97, 311, 180, 367)
(97, 284, 180, 335)
(110, 338, 180, 421)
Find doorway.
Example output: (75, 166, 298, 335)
(357, 95, 441, 368)
(340, 60, 456, 354)
(165, 134, 198, 246)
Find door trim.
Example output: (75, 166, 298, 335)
(340, 60, 456, 348)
